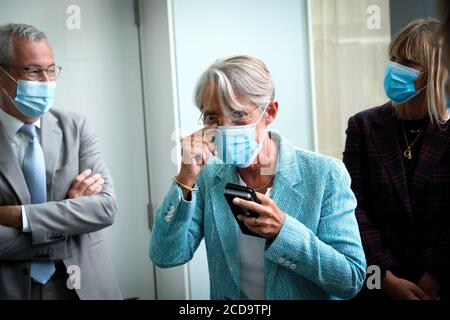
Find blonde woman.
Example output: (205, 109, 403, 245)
(344, 19, 449, 300)
(150, 55, 366, 300)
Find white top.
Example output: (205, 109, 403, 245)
(0, 107, 41, 232)
(237, 174, 272, 300)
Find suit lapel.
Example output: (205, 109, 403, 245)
(410, 122, 450, 206)
(264, 133, 304, 290)
(0, 122, 31, 204)
(210, 165, 241, 288)
(371, 106, 412, 217)
(40, 112, 62, 197)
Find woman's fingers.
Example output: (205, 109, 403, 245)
(234, 192, 285, 239)
(233, 197, 268, 216)
(202, 125, 217, 143)
(183, 126, 217, 158)
(255, 191, 274, 206)
(410, 284, 431, 300)
(180, 124, 218, 169)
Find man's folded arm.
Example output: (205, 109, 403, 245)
(25, 116, 118, 245)
(0, 224, 66, 261)
(25, 193, 117, 245)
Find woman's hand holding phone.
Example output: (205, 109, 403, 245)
(233, 192, 286, 239)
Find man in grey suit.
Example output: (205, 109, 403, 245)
(0, 23, 122, 300)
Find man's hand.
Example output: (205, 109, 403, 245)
(382, 270, 432, 300)
(234, 192, 286, 239)
(67, 169, 105, 199)
(0, 170, 104, 230)
(417, 271, 441, 300)
(0, 206, 23, 229)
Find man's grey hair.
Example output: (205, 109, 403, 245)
(0, 23, 47, 66)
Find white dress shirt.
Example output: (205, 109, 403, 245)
(237, 174, 272, 300)
(0, 107, 41, 233)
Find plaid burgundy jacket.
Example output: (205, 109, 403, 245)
(343, 102, 449, 295)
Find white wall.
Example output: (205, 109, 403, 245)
(172, 0, 314, 150)
(0, 0, 155, 300)
(139, 0, 190, 300)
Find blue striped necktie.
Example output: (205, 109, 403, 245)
(20, 124, 55, 284)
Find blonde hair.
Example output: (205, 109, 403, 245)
(194, 55, 275, 116)
(389, 19, 448, 124)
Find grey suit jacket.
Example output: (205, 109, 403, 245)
(0, 109, 122, 300)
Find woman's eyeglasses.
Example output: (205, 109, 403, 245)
(198, 105, 265, 126)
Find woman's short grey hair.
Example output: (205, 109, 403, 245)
(194, 55, 275, 116)
(0, 23, 47, 66)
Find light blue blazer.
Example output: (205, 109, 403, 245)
(150, 133, 366, 300)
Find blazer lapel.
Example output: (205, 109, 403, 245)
(0, 123, 31, 204)
(264, 133, 304, 290)
(410, 122, 450, 206)
(371, 106, 412, 217)
(40, 111, 62, 198)
(210, 165, 241, 288)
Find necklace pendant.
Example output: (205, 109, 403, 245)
(404, 148, 412, 160)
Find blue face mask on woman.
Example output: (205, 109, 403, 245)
(0, 67, 56, 118)
(445, 81, 450, 110)
(384, 61, 426, 104)
(214, 106, 268, 168)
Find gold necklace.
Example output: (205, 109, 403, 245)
(240, 136, 276, 191)
(252, 175, 275, 191)
(401, 121, 426, 160)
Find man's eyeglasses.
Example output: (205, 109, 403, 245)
(198, 105, 265, 126)
(1, 64, 62, 81)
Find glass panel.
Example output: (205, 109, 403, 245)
(311, 0, 391, 158)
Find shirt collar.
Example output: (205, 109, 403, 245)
(0, 107, 41, 140)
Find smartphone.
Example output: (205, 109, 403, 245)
(224, 183, 263, 238)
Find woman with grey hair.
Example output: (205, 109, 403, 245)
(150, 55, 366, 300)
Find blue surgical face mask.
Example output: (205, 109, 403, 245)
(384, 61, 426, 104)
(445, 81, 450, 110)
(214, 106, 268, 168)
(0, 67, 56, 118)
